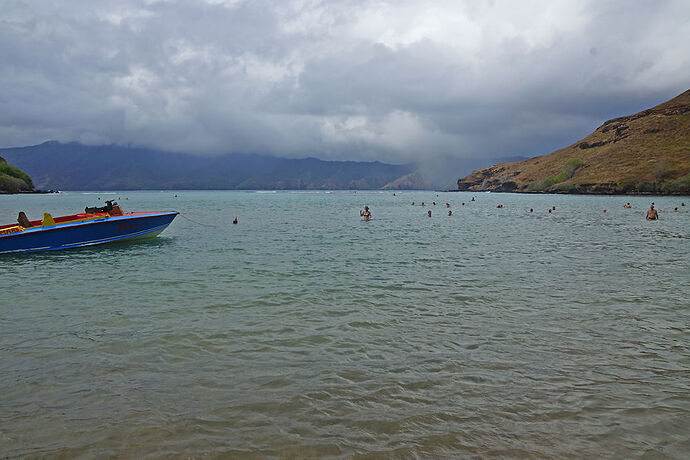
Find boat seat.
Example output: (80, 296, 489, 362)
(42, 213, 56, 226)
(17, 212, 31, 228)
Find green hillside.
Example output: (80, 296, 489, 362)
(0, 156, 34, 193)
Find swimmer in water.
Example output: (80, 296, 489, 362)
(360, 206, 372, 219)
(646, 204, 658, 220)
(233, 217, 238, 224)
(448, 210, 452, 216)
(624, 202, 632, 208)
(446, 203, 450, 208)
(530, 208, 533, 213)
(427, 210, 432, 217)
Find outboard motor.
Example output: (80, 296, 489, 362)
(85, 200, 123, 215)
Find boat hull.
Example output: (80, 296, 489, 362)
(0, 211, 178, 254)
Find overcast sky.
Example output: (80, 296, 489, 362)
(1, 0, 689, 163)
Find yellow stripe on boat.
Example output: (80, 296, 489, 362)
(59, 215, 108, 225)
(0, 226, 25, 235)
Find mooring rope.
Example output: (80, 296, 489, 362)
(178, 212, 223, 228)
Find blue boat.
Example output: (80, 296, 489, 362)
(0, 202, 178, 254)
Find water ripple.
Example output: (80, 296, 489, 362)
(1, 191, 689, 458)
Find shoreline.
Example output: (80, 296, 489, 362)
(0, 189, 59, 195)
(445, 189, 690, 197)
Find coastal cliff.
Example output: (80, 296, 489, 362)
(457, 89, 690, 194)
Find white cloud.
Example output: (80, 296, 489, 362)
(0, 0, 688, 162)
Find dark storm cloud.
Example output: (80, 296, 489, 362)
(1, 0, 688, 162)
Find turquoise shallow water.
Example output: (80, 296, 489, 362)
(1, 190, 689, 458)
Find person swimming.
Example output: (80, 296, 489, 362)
(624, 202, 632, 208)
(646, 204, 658, 220)
(448, 210, 452, 216)
(360, 206, 372, 219)
(233, 217, 238, 224)
(427, 210, 432, 217)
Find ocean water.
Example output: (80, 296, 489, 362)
(1, 190, 688, 458)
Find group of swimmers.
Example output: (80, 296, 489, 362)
(359, 199, 686, 220)
(644, 201, 686, 219)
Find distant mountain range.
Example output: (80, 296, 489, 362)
(457, 89, 690, 194)
(6, 92, 688, 194)
(0, 142, 419, 191)
(0, 141, 525, 191)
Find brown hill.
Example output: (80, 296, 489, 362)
(457, 89, 690, 194)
